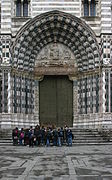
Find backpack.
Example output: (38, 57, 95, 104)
(20, 132, 24, 138)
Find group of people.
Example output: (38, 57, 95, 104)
(12, 125, 73, 147)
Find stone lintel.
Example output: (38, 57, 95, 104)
(11, 67, 100, 79)
(34, 66, 78, 76)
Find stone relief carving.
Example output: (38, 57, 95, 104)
(35, 43, 77, 67)
(103, 58, 110, 66)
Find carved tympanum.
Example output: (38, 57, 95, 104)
(35, 43, 77, 67)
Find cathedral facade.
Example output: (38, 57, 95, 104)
(0, 0, 112, 129)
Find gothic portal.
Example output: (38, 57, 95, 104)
(0, 4, 112, 129)
(11, 11, 100, 128)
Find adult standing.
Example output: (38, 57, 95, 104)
(28, 126, 34, 147)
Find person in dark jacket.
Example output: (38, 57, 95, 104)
(67, 128, 73, 146)
(57, 128, 62, 146)
(19, 128, 24, 145)
(60, 127, 64, 145)
(53, 128, 58, 146)
(12, 127, 19, 145)
(24, 129, 29, 146)
(28, 126, 34, 147)
(41, 126, 45, 145)
(45, 127, 51, 147)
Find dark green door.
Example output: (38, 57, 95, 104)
(39, 76, 73, 127)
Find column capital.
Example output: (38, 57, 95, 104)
(0, 64, 11, 72)
(102, 67, 111, 73)
(35, 76, 44, 81)
(68, 75, 77, 81)
(106, 68, 111, 72)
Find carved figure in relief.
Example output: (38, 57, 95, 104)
(64, 50, 71, 60)
(41, 47, 48, 60)
(36, 43, 76, 67)
(103, 58, 111, 66)
(50, 44, 59, 60)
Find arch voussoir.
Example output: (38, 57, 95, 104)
(12, 10, 100, 73)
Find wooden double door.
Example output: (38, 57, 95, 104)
(39, 76, 73, 127)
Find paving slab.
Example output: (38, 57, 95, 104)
(0, 145, 112, 179)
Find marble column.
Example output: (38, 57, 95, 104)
(88, 0, 91, 16)
(102, 69, 106, 113)
(95, 0, 98, 16)
(34, 80, 39, 115)
(69, 76, 78, 126)
(90, 75, 93, 113)
(1, 69, 8, 113)
(8, 71, 12, 113)
(108, 68, 111, 113)
(1, 68, 12, 129)
(73, 79, 78, 118)
(34, 76, 44, 125)
(20, 75, 22, 113)
(2, 70, 5, 113)
(34, 79, 39, 125)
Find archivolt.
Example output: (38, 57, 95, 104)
(12, 10, 100, 72)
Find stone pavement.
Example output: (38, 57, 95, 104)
(0, 145, 112, 180)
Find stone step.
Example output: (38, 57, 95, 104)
(0, 138, 110, 144)
(0, 128, 112, 145)
(73, 138, 103, 141)
(0, 138, 12, 141)
(0, 140, 13, 143)
(72, 142, 112, 146)
(72, 129, 99, 132)
(0, 142, 112, 146)
(72, 132, 100, 135)
(73, 134, 103, 137)
(72, 134, 100, 136)
(73, 139, 111, 143)
(0, 131, 12, 138)
(72, 130, 101, 133)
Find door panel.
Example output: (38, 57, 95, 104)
(39, 76, 73, 127)
(39, 76, 57, 126)
(57, 76, 73, 127)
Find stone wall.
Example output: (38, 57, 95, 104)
(73, 113, 112, 129)
(0, 113, 38, 129)
(0, 0, 102, 36)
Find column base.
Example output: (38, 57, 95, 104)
(73, 113, 112, 129)
(0, 113, 39, 129)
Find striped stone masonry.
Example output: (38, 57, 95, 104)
(12, 11, 100, 73)
(1, 0, 11, 34)
(0, 1, 112, 128)
(100, 0, 112, 34)
(31, 0, 80, 17)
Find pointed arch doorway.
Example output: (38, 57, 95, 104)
(39, 75, 73, 127)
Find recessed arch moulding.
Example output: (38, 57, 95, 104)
(10, 11, 101, 128)
(12, 10, 100, 75)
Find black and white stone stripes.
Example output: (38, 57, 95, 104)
(12, 11, 100, 73)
